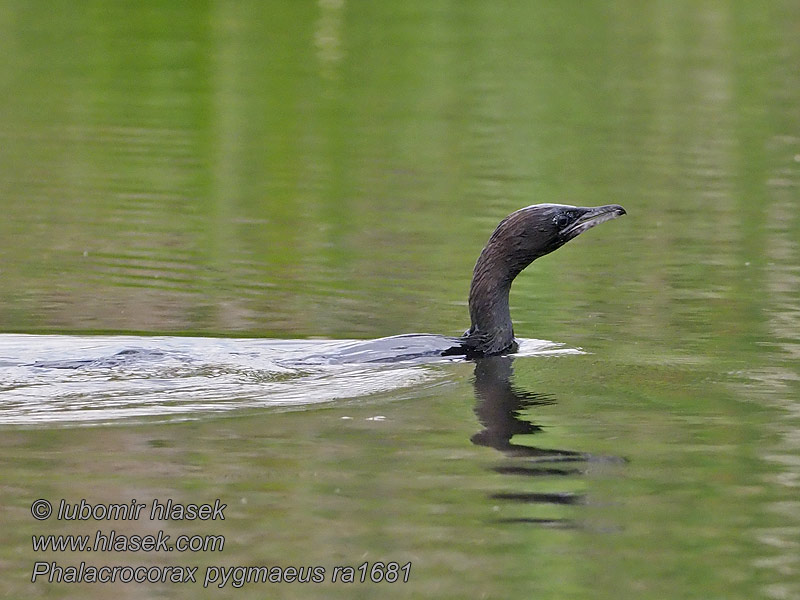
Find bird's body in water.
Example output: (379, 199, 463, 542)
(311, 203, 625, 363)
(34, 203, 625, 369)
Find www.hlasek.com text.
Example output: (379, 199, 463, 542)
(33, 529, 224, 553)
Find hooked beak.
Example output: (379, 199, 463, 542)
(562, 204, 626, 240)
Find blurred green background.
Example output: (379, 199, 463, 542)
(1, 0, 794, 349)
(1, 1, 799, 599)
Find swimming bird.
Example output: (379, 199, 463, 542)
(319, 203, 625, 363)
(32, 203, 625, 368)
(457, 203, 625, 356)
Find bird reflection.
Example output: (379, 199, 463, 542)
(471, 355, 591, 526)
(472, 356, 587, 462)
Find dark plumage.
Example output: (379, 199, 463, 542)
(456, 203, 626, 356)
(302, 202, 625, 364)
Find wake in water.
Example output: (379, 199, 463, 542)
(0, 334, 580, 426)
(0, 204, 623, 427)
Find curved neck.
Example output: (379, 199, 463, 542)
(465, 245, 522, 355)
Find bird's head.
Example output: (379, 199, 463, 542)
(484, 203, 627, 272)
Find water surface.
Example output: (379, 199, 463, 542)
(1, 1, 799, 599)
(0, 333, 578, 425)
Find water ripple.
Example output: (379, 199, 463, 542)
(0, 334, 577, 427)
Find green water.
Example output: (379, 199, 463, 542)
(1, 1, 799, 598)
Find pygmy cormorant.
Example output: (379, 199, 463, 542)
(320, 203, 625, 363)
(455, 203, 626, 357)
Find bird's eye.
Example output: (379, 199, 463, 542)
(554, 213, 571, 228)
